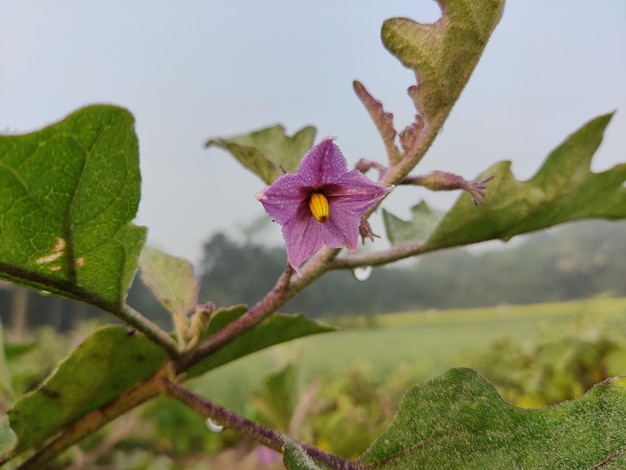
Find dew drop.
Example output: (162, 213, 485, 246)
(206, 418, 224, 433)
(353, 266, 372, 281)
(37, 290, 51, 296)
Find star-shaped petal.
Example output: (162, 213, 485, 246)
(257, 138, 390, 273)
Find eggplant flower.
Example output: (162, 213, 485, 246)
(257, 137, 390, 274)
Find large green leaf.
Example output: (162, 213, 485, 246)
(360, 368, 626, 469)
(3, 326, 167, 459)
(205, 125, 316, 185)
(382, 0, 504, 125)
(0, 105, 145, 311)
(187, 305, 335, 378)
(384, 114, 626, 248)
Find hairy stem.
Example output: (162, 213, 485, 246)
(178, 246, 341, 373)
(119, 304, 180, 358)
(177, 264, 295, 372)
(163, 378, 361, 470)
(328, 241, 429, 270)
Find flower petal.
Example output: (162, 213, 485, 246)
(257, 173, 307, 225)
(296, 137, 347, 187)
(328, 169, 391, 214)
(282, 207, 326, 273)
(257, 136, 392, 274)
(323, 203, 361, 252)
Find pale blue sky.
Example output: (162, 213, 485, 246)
(1, 1, 625, 263)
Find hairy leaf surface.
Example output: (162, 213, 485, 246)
(282, 436, 322, 470)
(360, 368, 626, 469)
(0, 106, 145, 311)
(382, 0, 504, 125)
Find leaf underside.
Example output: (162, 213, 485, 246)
(382, 201, 446, 246)
(382, 0, 505, 125)
(205, 125, 316, 185)
(139, 245, 199, 339)
(360, 368, 626, 469)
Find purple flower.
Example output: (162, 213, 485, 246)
(257, 137, 390, 273)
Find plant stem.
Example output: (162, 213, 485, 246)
(327, 241, 430, 270)
(177, 264, 293, 372)
(119, 304, 180, 358)
(178, 246, 342, 374)
(163, 378, 361, 470)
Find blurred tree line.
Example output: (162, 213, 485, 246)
(1, 220, 625, 334)
(197, 220, 626, 317)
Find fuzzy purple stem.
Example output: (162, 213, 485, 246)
(163, 378, 361, 470)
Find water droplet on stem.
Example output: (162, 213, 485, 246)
(206, 418, 224, 433)
(353, 266, 372, 281)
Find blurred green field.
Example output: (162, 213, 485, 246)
(191, 296, 626, 411)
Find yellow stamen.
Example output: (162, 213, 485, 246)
(309, 192, 330, 223)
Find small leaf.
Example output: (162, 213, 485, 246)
(282, 436, 322, 470)
(382, 0, 504, 125)
(139, 246, 198, 342)
(382, 201, 446, 246)
(0, 105, 145, 311)
(205, 125, 316, 185)
(353, 81, 402, 165)
(187, 305, 335, 379)
(5, 326, 167, 458)
(0, 321, 13, 402)
(425, 113, 626, 249)
(251, 364, 298, 432)
(360, 368, 626, 469)
(0, 416, 16, 457)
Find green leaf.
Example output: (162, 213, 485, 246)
(382, 0, 504, 125)
(423, 113, 626, 249)
(205, 125, 316, 185)
(282, 436, 322, 470)
(0, 321, 13, 402)
(251, 364, 298, 432)
(0, 416, 16, 457)
(382, 201, 446, 246)
(0, 105, 145, 311)
(360, 368, 626, 469)
(187, 305, 335, 379)
(5, 326, 167, 458)
(139, 246, 198, 342)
